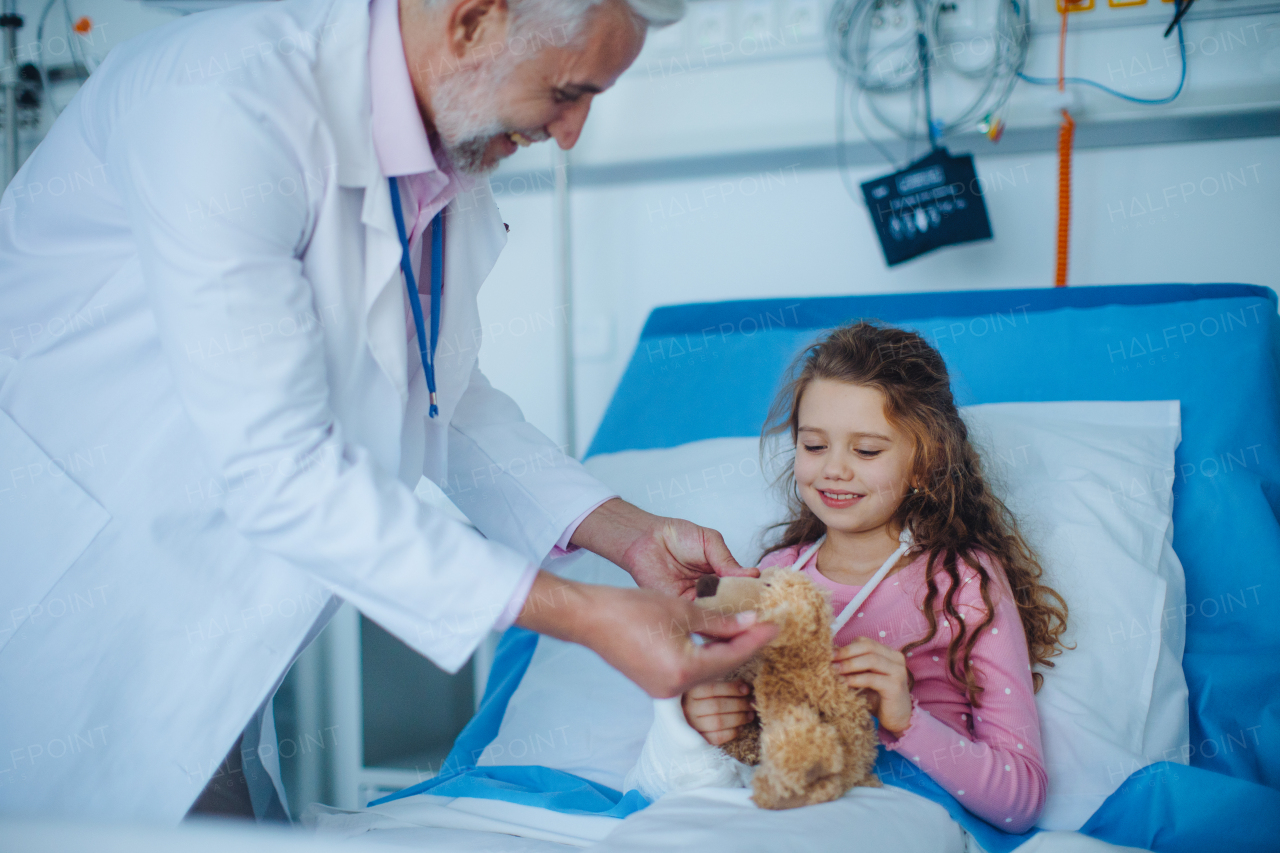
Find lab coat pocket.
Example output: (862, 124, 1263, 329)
(0, 408, 111, 653)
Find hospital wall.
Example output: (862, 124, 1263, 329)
(478, 11, 1280, 454)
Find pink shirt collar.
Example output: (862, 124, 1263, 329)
(368, 0, 440, 178)
(369, 0, 476, 273)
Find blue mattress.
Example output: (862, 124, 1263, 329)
(380, 284, 1280, 852)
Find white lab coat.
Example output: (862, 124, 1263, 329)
(0, 0, 612, 822)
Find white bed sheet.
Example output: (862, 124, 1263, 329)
(307, 789, 1151, 853)
(305, 796, 615, 847)
(991, 832, 1149, 853)
(583, 786, 966, 852)
(351, 827, 578, 852)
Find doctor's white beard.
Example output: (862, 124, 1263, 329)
(431, 55, 517, 176)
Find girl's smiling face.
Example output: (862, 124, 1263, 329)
(793, 378, 915, 537)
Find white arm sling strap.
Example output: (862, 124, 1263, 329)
(788, 528, 914, 635)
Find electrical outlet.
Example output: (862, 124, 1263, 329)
(737, 0, 777, 44)
(781, 0, 826, 41)
(630, 0, 825, 74)
(644, 16, 688, 56)
(688, 0, 735, 50)
(935, 0, 1003, 40)
(937, 0, 979, 31)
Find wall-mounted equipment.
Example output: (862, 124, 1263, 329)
(860, 147, 993, 264)
(828, 0, 1014, 263)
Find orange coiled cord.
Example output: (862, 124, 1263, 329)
(1056, 111, 1074, 288)
(1055, 4, 1074, 288)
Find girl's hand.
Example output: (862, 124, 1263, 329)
(832, 637, 913, 736)
(681, 680, 755, 746)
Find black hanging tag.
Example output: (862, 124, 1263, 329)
(860, 148, 993, 267)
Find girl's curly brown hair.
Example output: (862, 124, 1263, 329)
(762, 321, 1070, 704)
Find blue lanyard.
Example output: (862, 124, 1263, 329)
(388, 177, 442, 418)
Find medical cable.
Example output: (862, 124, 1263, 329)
(1016, 20, 1186, 105)
(1163, 0, 1195, 38)
(915, 0, 939, 150)
(828, 0, 1029, 134)
(1054, 4, 1074, 288)
(837, 77, 901, 192)
(828, 0, 1029, 169)
(1040, 11, 1187, 288)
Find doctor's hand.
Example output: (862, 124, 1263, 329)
(515, 571, 777, 698)
(569, 498, 758, 599)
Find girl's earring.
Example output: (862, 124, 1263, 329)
(910, 486, 919, 494)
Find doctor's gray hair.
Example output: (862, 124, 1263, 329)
(520, 0, 685, 32)
(430, 0, 685, 43)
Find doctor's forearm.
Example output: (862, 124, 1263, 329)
(512, 571, 602, 643)
(567, 498, 754, 599)
(566, 498, 659, 571)
(512, 570, 778, 698)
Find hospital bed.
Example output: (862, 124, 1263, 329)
(308, 284, 1280, 853)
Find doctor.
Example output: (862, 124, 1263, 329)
(0, 0, 775, 822)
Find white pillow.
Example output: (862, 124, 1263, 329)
(962, 401, 1188, 830)
(483, 402, 1188, 831)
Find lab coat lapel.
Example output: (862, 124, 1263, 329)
(361, 180, 411, 404)
(434, 179, 507, 416)
(311, 0, 508, 414)
(312, 0, 410, 404)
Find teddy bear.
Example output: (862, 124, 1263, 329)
(692, 566, 882, 810)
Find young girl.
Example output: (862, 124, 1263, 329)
(679, 321, 1069, 833)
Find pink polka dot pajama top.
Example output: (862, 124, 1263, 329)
(760, 543, 1048, 832)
